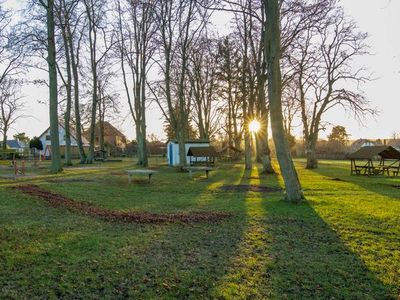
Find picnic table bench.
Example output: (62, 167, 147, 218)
(127, 169, 157, 183)
(183, 166, 215, 179)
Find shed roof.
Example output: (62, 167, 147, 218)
(168, 139, 209, 144)
(348, 146, 400, 160)
(187, 146, 218, 157)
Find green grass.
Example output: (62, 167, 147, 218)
(0, 158, 399, 299)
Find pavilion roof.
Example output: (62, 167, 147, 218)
(187, 146, 218, 157)
(348, 146, 400, 160)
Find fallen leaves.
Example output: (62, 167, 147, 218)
(13, 184, 231, 224)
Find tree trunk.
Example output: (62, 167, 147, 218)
(138, 70, 148, 167)
(64, 112, 72, 165)
(177, 129, 187, 167)
(305, 135, 318, 169)
(261, 112, 275, 173)
(62, 28, 72, 166)
(135, 123, 143, 164)
(47, 0, 62, 173)
(67, 15, 86, 164)
(244, 125, 252, 170)
(2, 129, 7, 150)
(264, 0, 302, 202)
(86, 92, 97, 164)
(70, 52, 86, 163)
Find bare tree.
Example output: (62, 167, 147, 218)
(0, 3, 26, 150)
(38, 0, 63, 172)
(187, 35, 222, 140)
(153, 0, 210, 167)
(0, 79, 25, 150)
(116, 0, 156, 166)
(96, 61, 119, 155)
(288, 6, 372, 169)
(0, 5, 25, 87)
(264, 0, 303, 202)
(216, 35, 243, 153)
(54, 0, 78, 165)
(83, 0, 113, 163)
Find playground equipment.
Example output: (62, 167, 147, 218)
(13, 160, 26, 176)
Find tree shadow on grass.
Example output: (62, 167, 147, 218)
(1, 163, 396, 298)
(261, 200, 395, 299)
(211, 164, 395, 299)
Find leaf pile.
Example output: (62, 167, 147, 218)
(13, 184, 231, 224)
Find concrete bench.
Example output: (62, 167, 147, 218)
(183, 166, 215, 179)
(127, 169, 157, 183)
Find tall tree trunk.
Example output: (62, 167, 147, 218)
(305, 133, 318, 169)
(2, 128, 7, 150)
(61, 21, 72, 166)
(86, 88, 97, 164)
(139, 76, 148, 166)
(260, 111, 275, 173)
(47, 0, 62, 173)
(68, 35, 86, 164)
(177, 129, 187, 167)
(135, 123, 143, 164)
(264, 0, 302, 202)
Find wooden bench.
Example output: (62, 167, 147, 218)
(183, 166, 214, 179)
(126, 169, 157, 183)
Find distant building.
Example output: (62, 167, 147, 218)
(350, 139, 377, 152)
(166, 139, 210, 166)
(0, 139, 27, 154)
(386, 139, 400, 151)
(38, 124, 90, 158)
(83, 121, 127, 154)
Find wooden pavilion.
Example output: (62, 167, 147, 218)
(348, 146, 400, 176)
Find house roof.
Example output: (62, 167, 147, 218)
(348, 146, 400, 160)
(187, 146, 218, 157)
(38, 123, 90, 146)
(83, 122, 126, 140)
(0, 140, 24, 149)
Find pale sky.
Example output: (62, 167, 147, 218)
(5, 0, 400, 141)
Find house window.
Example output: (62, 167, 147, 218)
(46, 135, 51, 141)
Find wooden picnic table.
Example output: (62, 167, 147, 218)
(126, 169, 157, 183)
(183, 166, 215, 179)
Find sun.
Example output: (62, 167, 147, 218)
(249, 119, 261, 133)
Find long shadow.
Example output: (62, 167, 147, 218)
(213, 163, 395, 299)
(1, 162, 396, 298)
(260, 197, 396, 298)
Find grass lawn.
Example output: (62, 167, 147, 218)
(0, 158, 399, 299)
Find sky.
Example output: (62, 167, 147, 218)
(4, 0, 400, 142)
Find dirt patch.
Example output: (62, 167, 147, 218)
(48, 178, 95, 183)
(13, 184, 231, 224)
(219, 184, 281, 193)
(327, 177, 347, 182)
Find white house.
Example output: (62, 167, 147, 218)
(167, 139, 210, 166)
(38, 124, 90, 157)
